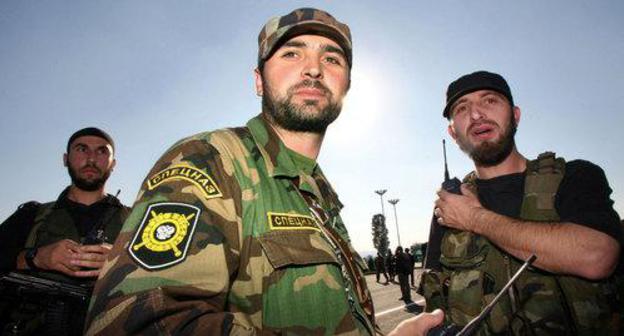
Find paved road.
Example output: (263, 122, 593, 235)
(368, 268, 426, 333)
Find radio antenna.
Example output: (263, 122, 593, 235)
(443, 139, 450, 181)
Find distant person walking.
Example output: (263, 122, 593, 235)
(406, 247, 417, 286)
(375, 252, 389, 283)
(395, 246, 412, 301)
(386, 248, 395, 283)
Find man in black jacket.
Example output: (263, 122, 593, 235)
(395, 246, 413, 302)
(0, 127, 129, 335)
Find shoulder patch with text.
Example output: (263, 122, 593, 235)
(267, 212, 319, 231)
(147, 164, 222, 199)
(129, 202, 200, 270)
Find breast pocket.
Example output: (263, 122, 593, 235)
(256, 230, 349, 331)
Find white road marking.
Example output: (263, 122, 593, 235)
(375, 298, 425, 317)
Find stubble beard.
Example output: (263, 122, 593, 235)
(262, 78, 342, 134)
(457, 113, 517, 167)
(67, 164, 111, 192)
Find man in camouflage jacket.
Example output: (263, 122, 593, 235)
(84, 8, 444, 335)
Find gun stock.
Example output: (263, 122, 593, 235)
(0, 271, 91, 301)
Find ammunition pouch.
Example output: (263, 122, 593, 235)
(438, 231, 516, 334)
(418, 269, 447, 313)
(558, 275, 621, 334)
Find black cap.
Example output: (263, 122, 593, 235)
(67, 127, 115, 154)
(443, 71, 514, 119)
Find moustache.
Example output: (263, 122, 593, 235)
(289, 80, 330, 96)
(81, 163, 101, 173)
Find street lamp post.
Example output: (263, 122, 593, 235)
(388, 199, 401, 246)
(374, 189, 387, 217)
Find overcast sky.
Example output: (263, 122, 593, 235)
(1, 1, 622, 254)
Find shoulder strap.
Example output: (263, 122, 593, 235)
(520, 151, 565, 221)
(25, 201, 56, 248)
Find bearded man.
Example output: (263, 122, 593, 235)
(425, 71, 623, 335)
(83, 8, 444, 336)
(0, 127, 129, 335)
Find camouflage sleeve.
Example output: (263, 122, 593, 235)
(85, 135, 248, 335)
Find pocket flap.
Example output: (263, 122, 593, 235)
(440, 230, 488, 267)
(257, 230, 338, 269)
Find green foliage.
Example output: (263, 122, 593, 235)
(371, 214, 389, 257)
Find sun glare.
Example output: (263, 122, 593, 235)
(328, 61, 387, 147)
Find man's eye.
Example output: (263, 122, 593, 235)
(484, 97, 498, 105)
(454, 105, 467, 115)
(281, 51, 298, 58)
(325, 56, 342, 65)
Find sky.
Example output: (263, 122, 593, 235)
(1, 1, 622, 256)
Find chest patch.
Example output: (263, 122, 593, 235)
(129, 202, 200, 270)
(147, 164, 222, 199)
(267, 212, 319, 231)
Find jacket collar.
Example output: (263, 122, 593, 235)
(54, 186, 123, 209)
(246, 114, 316, 179)
(246, 114, 342, 210)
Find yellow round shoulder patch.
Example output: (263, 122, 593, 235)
(129, 202, 200, 270)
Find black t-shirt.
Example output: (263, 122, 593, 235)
(54, 191, 120, 241)
(476, 159, 622, 241)
(476, 159, 623, 271)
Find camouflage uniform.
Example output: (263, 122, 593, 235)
(85, 115, 378, 335)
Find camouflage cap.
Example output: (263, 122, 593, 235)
(258, 8, 352, 68)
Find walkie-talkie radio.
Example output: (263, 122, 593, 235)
(424, 140, 461, 270)
(441, 139, 462, 195)
(427, 255, 538, 336)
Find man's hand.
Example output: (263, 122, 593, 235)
(434, 184, 482, 232)
(33, 239, 82, 275)
(70, 243, 112, 277)
(34, 240, 112, 278)
(388, 309, 445, 336)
